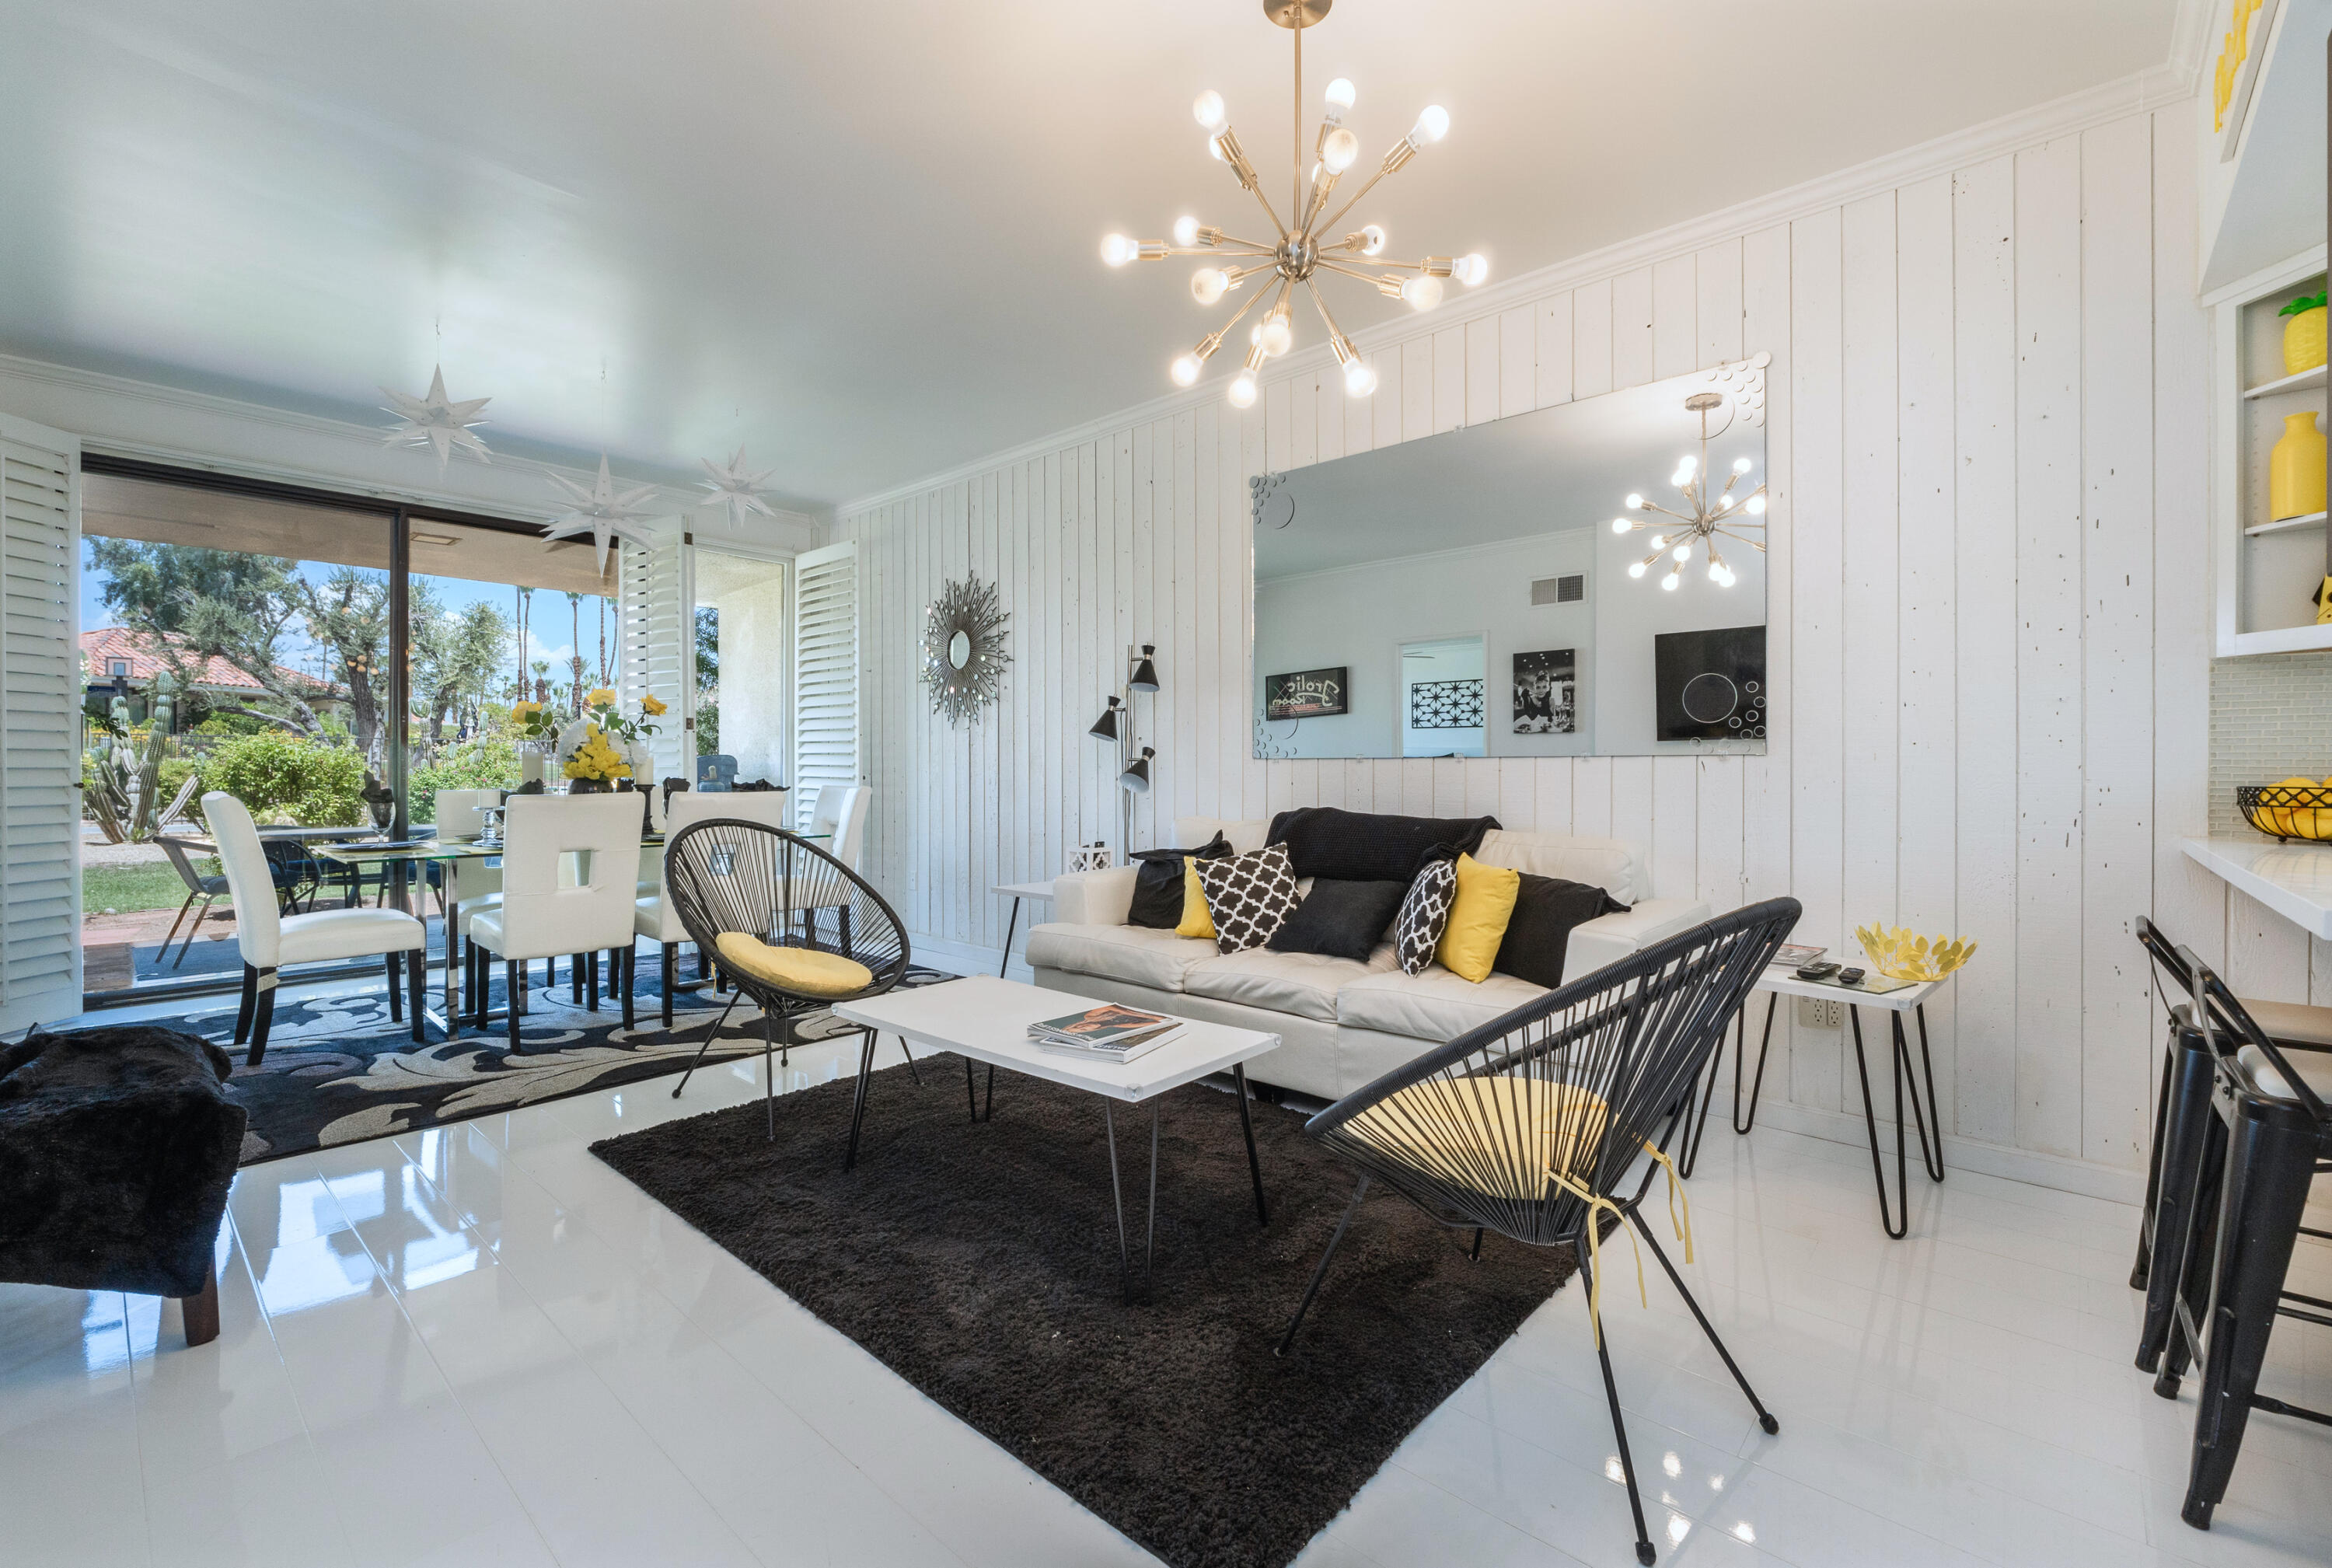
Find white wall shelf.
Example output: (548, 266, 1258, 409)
(2213, 248, 2332, 657)
(2243, 364, 2327, 399)
(2246, 510, 2328, 536)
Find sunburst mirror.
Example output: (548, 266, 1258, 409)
(921, 574, 1011, 725)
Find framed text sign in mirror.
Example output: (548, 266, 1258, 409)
(1252, 356, 1770, 759)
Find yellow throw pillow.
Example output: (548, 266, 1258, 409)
(1437, 853, 1521, 983)
(714, 932, 874, 997)
(1176, 860, 1217, 940)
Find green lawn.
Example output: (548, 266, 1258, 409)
(84, 861, 209, 915)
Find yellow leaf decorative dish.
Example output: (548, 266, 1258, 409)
(1854, 924, 1977, 984)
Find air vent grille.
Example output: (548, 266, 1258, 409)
(1531, 573, 1586, 606)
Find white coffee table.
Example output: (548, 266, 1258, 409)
(833, 975, 1280, 1299)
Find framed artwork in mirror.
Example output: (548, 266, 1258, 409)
(1263, 666, 1347, 719)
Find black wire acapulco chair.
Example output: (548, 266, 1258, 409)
(1278, 897, 1802, 1567)
(662, 818, 916, 1140)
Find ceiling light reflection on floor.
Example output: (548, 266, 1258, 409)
(1732, 1521, 1757, 1543)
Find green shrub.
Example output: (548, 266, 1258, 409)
(407, 736, 518, 825)
(201, 732, 365, 826)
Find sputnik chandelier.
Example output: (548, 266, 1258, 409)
(1613, 392, 1768, 591)
(1100, 0, 1485, 407)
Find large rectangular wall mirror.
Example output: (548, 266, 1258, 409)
(1252, 357, 1770, 760)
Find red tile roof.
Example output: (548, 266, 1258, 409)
(81, 627, 340, 697)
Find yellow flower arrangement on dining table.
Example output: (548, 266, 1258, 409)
(561, 724, 634, 783)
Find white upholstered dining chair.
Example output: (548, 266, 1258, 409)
(805, 784, 870, 871)
(635, 789, 795, 1027)
(204, 792, 429, 1067)
(466, 792, 644, 1047)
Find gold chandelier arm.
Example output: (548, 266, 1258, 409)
(1210, 279, 1276, 343)
(1632, 501, 1699, 525)
(1304, 278, 1348, 344)
(1312, 258, 1388, 287)
(1316, 146, 1413, 240)
(1210, 232, 1283, 253)
(1168, 246, 1278, 260)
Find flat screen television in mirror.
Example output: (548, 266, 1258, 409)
(1252, 358, 1769, 759)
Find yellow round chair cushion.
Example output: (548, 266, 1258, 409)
(1344, 1074, 1612, 1201)
(714, 932, 874, 997)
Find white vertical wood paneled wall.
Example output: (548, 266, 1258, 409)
(846, 104, 2244, 1179)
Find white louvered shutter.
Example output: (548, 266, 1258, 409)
(617, 534, 691, 786)
(791, 540, 858, 833)
(0, 414, 82, 1029)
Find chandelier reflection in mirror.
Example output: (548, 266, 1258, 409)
(1613, 360, 1772, 592)
(920, 576, 1011, 727)
(1099, 0, 1485, 408)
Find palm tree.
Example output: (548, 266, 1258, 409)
(564, 591, 585, 714)
(596, 595, 609, 688)
(515, 585, 533, 699)
(531, 658, 550, 707)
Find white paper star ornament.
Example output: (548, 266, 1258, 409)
(695, 446, 777, 528)
(541, 456, 662, 572)
(380, 365, 492, 470)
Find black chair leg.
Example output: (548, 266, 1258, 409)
(584, 950, 599, 1011)
(571, 955, 585, 1004)
(619, 947, 635, 1031)
(763, 1014, 779, 1140)
(408, 942, 426, 1041)
(232, 963, 258, 1046)
(2138, 1024, 2219, 1372)
(672, 991, 743, 1099)
(245, 969, 278, 1068)
(507, 961, 524, 1052)
(386, 951, 403, 1022)
(2157, 1105, 2230, 1399)
(1631, 1212, 1779, 1434)
(169, 894, 216, 969)
(660, 942, 676, 1028)
(1581, 1252, 1657, 1566)
(1277, 1174, 1370, 1356)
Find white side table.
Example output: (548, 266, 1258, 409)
(1681, 964, 1950, 1239)
(993, 881, 1056, 978)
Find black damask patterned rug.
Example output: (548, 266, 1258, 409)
(176, 961, 957, 1164)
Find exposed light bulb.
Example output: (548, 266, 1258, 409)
(1733, 456, 1753, 474)
(1209, 134, 1226, 161)
(1452, 253, 1489, 287)
(1259, 313, 1293, 357)
(1661, 572, 1681, 591)
(1611, 518, 1630, 533)
(1707, 560, 1724, 581)
(1172, 215, 1201, 247)
(1321, 127, 1360, 173)
(1713, 564, 1737, 587)
(1649, 534, 1667, 548)
(1359, 223, 1386, 256)
(1628, 560, 1647, 578)
(1191, 267, 1228, 305)
(1714, 494, 1733, 511)
(1399, 274, 1444, 310)
(1192, 90, 1227, 132)
(1324, 77, 1356, 113)
(1342, 359, 1377, 398)
(1227, 372, 1258, 409)
(1170, 354, 1202, 387)
(1673, 544, 1691, 561)
(1745, 494, 1767, 515)
(1626, 493, 1646, 509)
(1101, 233, 1135, 267)
(1677, 454, 1698, 476)
(1409, 104, 1450, 146)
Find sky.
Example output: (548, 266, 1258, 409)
(80, 543, 611, 689)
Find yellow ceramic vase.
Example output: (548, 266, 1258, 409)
(2268, 410, 2327, 522)
(2283, 306, 2328, 375)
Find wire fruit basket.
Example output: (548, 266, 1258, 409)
(2237, 781, 2332, 842)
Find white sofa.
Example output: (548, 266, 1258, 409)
(1027, 815, 1710, 1102)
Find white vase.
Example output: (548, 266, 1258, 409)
(518, 743, 545, 787)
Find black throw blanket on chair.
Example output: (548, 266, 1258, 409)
(1265, 807, 1500, 884)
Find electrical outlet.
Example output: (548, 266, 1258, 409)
(1796, 995, 1845, 1030)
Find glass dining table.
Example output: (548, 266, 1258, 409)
(313, 827, 829, 1033)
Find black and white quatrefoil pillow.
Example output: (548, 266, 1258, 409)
(1194, 843, 1301, 954)
(1394, 857, 1459, 976)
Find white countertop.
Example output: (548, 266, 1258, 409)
(2182, 837, 2332, 939)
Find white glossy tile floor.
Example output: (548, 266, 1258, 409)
(5, 979, 2331, 1567)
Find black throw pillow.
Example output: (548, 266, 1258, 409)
(1125, 833, 1231, 928)
(1266, 878, 1411, 962)
(1265, 806, 1501, 883)
(1492, 874, 1629, 988)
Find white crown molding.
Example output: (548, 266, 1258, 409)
(843, 68, 2198, 519)
(0, 349, 829, 550)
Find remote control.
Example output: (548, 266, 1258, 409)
(1796, 961, 1840, 981)
(1838, 967, 1866, 986)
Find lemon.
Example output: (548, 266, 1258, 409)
(2265, 776, 2319, 836)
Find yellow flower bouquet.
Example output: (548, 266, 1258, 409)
(508, 697, 559, 742)
(582, 686, 664, 748)
(562, 723, 634, 787)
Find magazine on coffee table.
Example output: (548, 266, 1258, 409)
(1772, 944, 1827, 967)
(1028, 1004, 1185, 1062)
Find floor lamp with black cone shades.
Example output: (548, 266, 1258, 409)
(1087, 644, 1163, 860)
(1277, 898, 1802, 1566)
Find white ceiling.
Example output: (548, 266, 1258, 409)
(0, 1, 2180, 511)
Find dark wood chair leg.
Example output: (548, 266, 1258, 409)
(385, 950, 403, 1022)
(619, 947, 636, 1031)
(181, 1264, 220, 1348)
(696, 943, 709, 980)
(408, 942, 426, 1041)
(508, 960, 524, 1052)
(232, 963, 258, 1046)
(571, 954, 585, 1004)
(245, 970, 278, 1068)
(660, 942, 676, 1028)
(584, 950, 599, 1012)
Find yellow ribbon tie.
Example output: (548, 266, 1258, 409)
(1547, 1170, 1644, 1346)
(1640, 1142, 1694, 1266)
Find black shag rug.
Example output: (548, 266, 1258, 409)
(588, 1058, 1580, 1568)
(170, 961, 957, 1165)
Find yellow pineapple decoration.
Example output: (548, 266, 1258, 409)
(1855, 924, 1978, 984)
